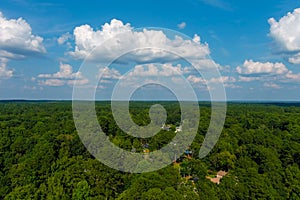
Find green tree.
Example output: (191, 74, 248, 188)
(73, 180, 91, 200)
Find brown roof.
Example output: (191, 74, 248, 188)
(210, 177, 221, 184)
(217, 170, 227, 177)
(207, 171, 228, 184)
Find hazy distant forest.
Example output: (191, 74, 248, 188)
(0, 101, 299, 199)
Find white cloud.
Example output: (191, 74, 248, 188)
(127, 63, 184, 77)
(97, 63, 195, 89)
(128, 64, 159, 77)
(124, 63, 236, 86)
(0, 11, 46, 56)
(209, 76, 238, 89)
(263, 82, 282, 89)
(238, 76, 261, 82)
(0, 11, 46, 79)
(98, 66, 121, 79)
(38, 63, 88, 86)
(171, 77, 185, 84)
(285, 71, 300, 82)
(38, 79, 65, 86)
(67, 78, 89, 86)
(187, 74, 237, 89)
(288, 52, 300, 64)
(177, 22, 186, 29)
(0, 59, 13, 79)
(0, 49, 25, 60)
(57, 32, 72, 45)
(192, 58, 221, 70)
(237, 60, 288, 75)
(268, 8, 300, 63)
(237, 60, 300, 84)
(187, 75, 205, 84)
(38, 63, 81, 79)
(96, 62, 227, 90)
(67, 19, 212, 67)
(65, 19, 227, 93)
(209, 76, 236, 84)
(95, 62, 238, 91)
(192, 34, 201, 44)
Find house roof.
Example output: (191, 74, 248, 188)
(207, 170, 228, 184)
(217, 170, 227, 177)
(210, 177, 221, 184)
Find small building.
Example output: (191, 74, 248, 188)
(210, 177, 221, 184)
(161, 123, 171, 131)
(217, 170, 227, 178)
(175, 125, 182, 133)
(207, 170, 228, 184)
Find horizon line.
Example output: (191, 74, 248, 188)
(0, 99, 300, 103)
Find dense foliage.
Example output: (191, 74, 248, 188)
(0, 101, 300, 199)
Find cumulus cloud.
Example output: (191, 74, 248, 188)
(237, 60, 300, 84)
(94, 61, 230, 92)
(66, 19, 227, 93)
(57, 32, 72, 45)
(285, 71, 300, 82)
(38, 63, 88, 86)
(0, 11, 46, 56)
(98, 66, 121, 79)
(66, 19, 213, 67)
(39, 79, 65, 87)
(67, 78, 89, 86)
(237, 60, 288, 75)
(208, 76, 238, 89)
(127, 63, 184, 77)
(268, 8, 300, 63)
(0, 59, 13, 79)
(187, 75, 205, 84)
(97, 62, 237, 89)
(288, 53, 300, 64)
(177, 22, 186, 29)
(0, 11, 46, 79)
(96, 63, 200, 89)
(38, 63, 81, 79)
(187, 74, 237, 87)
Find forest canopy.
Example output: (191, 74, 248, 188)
(0, 101, 299, 199)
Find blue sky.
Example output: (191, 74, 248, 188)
(1, 0, 300, 100)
